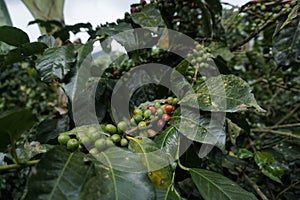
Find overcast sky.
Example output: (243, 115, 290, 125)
(4, 0, 249, 42)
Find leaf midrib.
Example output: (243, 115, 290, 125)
(191, 169, 233, 200)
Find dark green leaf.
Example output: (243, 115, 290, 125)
(0, 109, 36, 151)
(254, 152, 284, 183)
(169, 109, 226, 152)
(128, 136, 173, 188)
(36, 115, 70, 144)
(254, 152, 275, 167)
(205, 0, 222, 16)
(2, 42, 47, 66)
(0, 26, 29, 46)
(94, 146, 147, 173)
(180, 75, 265, 112)
(25, 146, 93, 200)
(0, 0, 12, 26)
(36, 45, 76, 82)
(131, 4, 166, 28)
(273, 8, 300, 67)
(80, 164, 155, 200)
(77, 40, 93, 67)
(190, 168, 257, 200)
(154, 126, 179, 161)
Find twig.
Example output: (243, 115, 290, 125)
(275, 180, 300, 200)
(236, 168, 269, 200)
(267, 123, 300, 129)
(275, 103, 300, 125)
(252, 128, 300, 140)
(231, 8, 289, 51)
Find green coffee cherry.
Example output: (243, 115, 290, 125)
(105, 124, 117, 134)
(67, 139, 79, 151)
(117, 121, 128, 133)
(167, 97, 173, 104)
(89, 148, 99, 155)
(133, 114, 143, 123)
(143, 109, 152, 119)
(95, 138, 107, 149)
(58, 134, 70, 145)
(133, 108, 143, 116)
(138, 121, 147, 130)
(87, 132, 100, 141)
(120, 138, 129, 147)
(172, 98, 179, 106)
(110, 134, 121, 143)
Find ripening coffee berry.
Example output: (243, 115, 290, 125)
(67, 138, 79, 151)
(58, 134, 71, 145)
(172, 98, 179, 106)
(162, 114, 171, 122)
(105, 124, 117, 134)
(154, 101, 161, 109)
(164, 104, 174, 114)
(157, 119, 165, 128)
(148, 106, 156, 113)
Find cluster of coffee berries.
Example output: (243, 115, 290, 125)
(184, 44, 212, 82)
(128, 96, 179, 137)
(57, 96, 179, 154)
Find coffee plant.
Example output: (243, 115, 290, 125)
(0, 0, 299, 199)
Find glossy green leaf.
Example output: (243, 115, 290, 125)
(237, 149, 253, 159)
(25, 146, 93, 200)
(94, 146, 147, 173)
(0, 26, 29, 46)
(154, 126, 179, 161)
(190, 168, 257, 200)
(36, 45, 76, 82)
(169, 109, 226, 151)
(0, 109, 36, 151)
(22, 0, 65, 33)
(80, 164, 155, 200)
(0, 0, 12, 26)
(128, 136, 173, 188)
(131, 4, 165, 28)
(254, 152, 284, 183)
(36, 115, 70, 144)
(180, 74, 265, 112)
(273, 9, 300, 67)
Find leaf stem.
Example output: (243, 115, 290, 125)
(0, 160, 40, 174)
